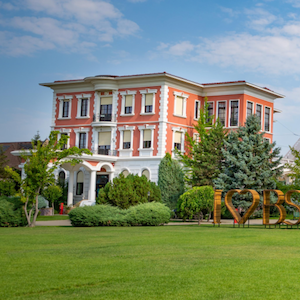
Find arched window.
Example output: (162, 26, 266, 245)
(76, 171, 84, 195)
(142, 169, 150, 180)
(121, 170, 129, 178)
(58, 171, 65, 184)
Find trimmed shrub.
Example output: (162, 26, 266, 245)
(69, 202, 171, 227)
(69, 205, 127, 227)
(177, 186, 214, 224)
(126, 202, 171, 226)
(0, 199, 26, 227)
(97, 173, 161, 209)
(0, 179, 16, 197)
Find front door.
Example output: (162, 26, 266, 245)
(96, 175, 109, 197)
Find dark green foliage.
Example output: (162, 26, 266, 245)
(96, 173, 161, 209)
(177, 186, 215, 224)
(0, 145, 8, 179)
(0, 197, 26, 227)
(158, 153, 185, 209)
(0, 179, 16, 196)
(177, 99, 227, 187)
(69, 202, 171, 227)
(214, 115, 282, 209)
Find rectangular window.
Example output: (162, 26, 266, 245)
(193, 133, 199, 142)
(206, 102, 214, 124)
(256, 104, 262, 129)
(247, 102, 253, 118)
(125, 95, 133, 114)
(79, 133, 86, 149)
(195, 101, 200, 119)
(143, 129, 151, 148)
(80, 99, 88, 117)
(76, 183, 83, 195)
(230, 100, 239, 127)
(174, 131, 182, 150)
(100, 97, 112, 121)
(123, 130, 131, 149)
(217, 102, 226, 126)
(175, 96, 184, 116)
(145, 94, 153, 113)
(62, 101, 69, 118)
(98, 131, 111, 154)
(265, 107, 270, 132)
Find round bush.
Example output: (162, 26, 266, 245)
(125, 202, 171, 226)
(0, 199, 26, 227)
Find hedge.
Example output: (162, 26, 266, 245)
(69, 202, 171, 227)
(0, 198, 27, 227)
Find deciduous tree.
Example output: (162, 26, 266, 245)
(5, 131, 91, 227)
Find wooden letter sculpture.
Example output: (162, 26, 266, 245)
(213, 189, 223, 224)
(224, 189, 260, 224)
(283, 190, 300, 226)
(263, 190, 286, 225)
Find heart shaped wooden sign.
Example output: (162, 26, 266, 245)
(225, 189, 260, 224)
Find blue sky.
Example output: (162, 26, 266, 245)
(1, 0, 300, 155)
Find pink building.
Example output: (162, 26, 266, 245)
(38, 72, 283, 205)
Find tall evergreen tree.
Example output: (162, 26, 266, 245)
(177, 99, 227, 186)
(214, 115, 283, 208)
(158, 153, 185, 209)
(0, 145, 8, 178)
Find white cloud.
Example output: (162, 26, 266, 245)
(287, 0, 300, 8)
(167, 41, 194, 56)
(127, 0, 147, 2)
(0, 1, 18, 10)
(0, 0, 140, 56)
(245, 8, 277, 30)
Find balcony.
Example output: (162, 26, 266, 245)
(91, 148, 117, 156)
(92, 113, 116, 127)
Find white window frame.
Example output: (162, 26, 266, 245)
(138, 124, 156, 156)
(58, 95, 73, 119)
(171, 127, 187, 156)
(216, 100, 227, 127)
(76, 94, 91, 119)
(173, 91, 188, 118)
(264, 137, 271, 144)
(117, 126, 135, 157)
(206, 101, 214, 125)
(141, 168, 151, 180)
(194, 100, 200, 120)
(229, 99, 240, 128)
(246, 101, 254, 119)
(74, 127, 90, 149)
(139, 89, 157, 115)
(57, 128, 71, 149)
(255, 103, 263, 130)
(120, 90, 137, 116)
(193, 132, 200, 142)
(264, 105, 272, 133)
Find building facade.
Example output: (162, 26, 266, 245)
(38, 72, 283, 205)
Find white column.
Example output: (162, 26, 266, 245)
(67, 171, 74, 206)
(89, 170, 97, 201)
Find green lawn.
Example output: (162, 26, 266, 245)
(1, 225, 300, 299)
(36, 215, 69, 221)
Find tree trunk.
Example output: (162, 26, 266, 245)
(52, 202, 54, 216)
(30, 193, 40, 227)
(207, 210, 211, 222)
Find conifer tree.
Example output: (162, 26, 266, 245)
(0, 145, 8, 178)
(214, 115, 282, 208)
(177, 99, 227, 186)
(158, 153, 185, 209)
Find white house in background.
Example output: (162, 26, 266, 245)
(279, 138, 300, 184)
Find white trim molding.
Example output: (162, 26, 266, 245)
(229, 99, 240, 128)
(173, 91, 188, 118)
(139, 88, 157, 115)
(57, 95, 73, 119)
(120, 90, 137, 116)
(194, 100, 200, 120)
(76, 93, 91, 119)
(138, 124, 156, 157)
(74, 127, 90, 148)
(117, 125, 135, 157)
